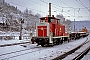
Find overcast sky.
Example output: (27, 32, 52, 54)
(5, 0, 90, 21)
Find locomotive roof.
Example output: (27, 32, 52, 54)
(40, 17, 60, 20)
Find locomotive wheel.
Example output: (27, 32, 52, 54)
(48, 43, 54, 47)
(60, 40, 63, 44)
(41, 44, 44, 47)
(56, 38, 60, 45)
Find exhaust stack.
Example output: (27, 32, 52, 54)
(49, 3, 51, 17)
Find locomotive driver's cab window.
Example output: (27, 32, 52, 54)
(40, 19, 46, 22)
(48, 18, 51, 22)
(50, 19, 54, 22)
(48, 17, 55, 23)
(57, 19, 60, 24)
(40, 17, 46, 22)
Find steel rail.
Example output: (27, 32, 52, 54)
(0, 42, 30, 47)
(0, 46, 44, 60)
(72, 46, 90, 60)
(52, 38, 89, 60)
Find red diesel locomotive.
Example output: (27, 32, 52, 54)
(31, 15, 89, 47)
(31, 15, 69, 46)
(31, 3, 89, 47)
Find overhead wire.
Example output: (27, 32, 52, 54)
(89, 0, 90, 20)
(58, 0, 79, 19)
(76, 0, 90, 20)
(28, 0, 47, 7)
(51, 6, 72, 17)
(27, 0, 48, 16)
(52, 1, 78, 19)
(39, 0, 76, 18)
(51, 5, 86, 19)
(27, 0, 90, 20)
(59, 0, 87, 11)
(6, 0, 90, 20)
(76, 0, 90, 12)
(6, 1, 48, 15)
(59, 0, 75, 9)
(57, 0, 89, 19)
(39, 0, 48, 4)
(39, 0, 88, 19)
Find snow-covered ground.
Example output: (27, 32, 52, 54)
(0, 31, 31, 45)
(63, 38, 90, 60)
(0, 31, 19, 36)
(0, 31, 32, 42)
(0, 39, 30, 45)
(0, 34, 90, 60)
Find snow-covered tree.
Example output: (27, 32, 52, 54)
(0, 0, 40, 33)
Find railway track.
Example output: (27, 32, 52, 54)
(72, 46, 90, 60)
(52, 38, 90, 60)
(0, 35, 89, 60)
(0, 41, 30, 47)
(0, 45, 44, 60)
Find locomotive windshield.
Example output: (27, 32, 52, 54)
(40, 17, 59, 23)
(40, 19, 46, 22)
(50, 19, 54, 22)
(48, 17, 55, 23)
(40, 17, 46, 22)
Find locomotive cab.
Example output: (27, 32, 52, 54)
(36, 15, 58, 37)
(39, 15, 61, 36)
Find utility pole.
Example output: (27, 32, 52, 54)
(74, 9, 75, 32)
(89, 0, 90, 20)
(19, 18, 24, 40)
(74, 19, 75, 32)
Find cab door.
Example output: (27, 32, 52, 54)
(37, 26, 47, 37)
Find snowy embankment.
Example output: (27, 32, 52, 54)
(0, 31, 32, 45)
(0, 34, 90, 60)
(0, 39, 30, 46)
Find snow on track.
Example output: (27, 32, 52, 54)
(0, 40, 30, 45)
(0, 35, 90, 60)
(63, 39, 90, 60)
